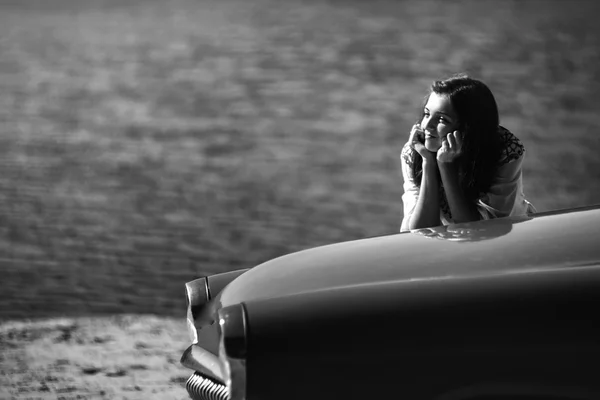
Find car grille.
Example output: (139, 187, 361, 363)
(186, 371, 229, 400)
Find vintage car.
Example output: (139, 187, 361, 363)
(180, 204, 600, 400)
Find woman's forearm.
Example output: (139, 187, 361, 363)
(439, 162, 481, 223)
(407, 160, 441, 230)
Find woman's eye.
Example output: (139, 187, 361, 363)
(423, 112, 430, 117)
(439, 117, 448, 123)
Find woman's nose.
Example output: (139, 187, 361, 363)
(422, 117, 434, 132)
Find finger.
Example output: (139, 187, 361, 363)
(453, 131, 462, 148)
(440, 138, 449, 152)
(409, 126, 425, 147)
(408, 124, 419, 142)
(446, 133, 455, 149)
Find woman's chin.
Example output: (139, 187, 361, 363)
(424, 141, 441, 153)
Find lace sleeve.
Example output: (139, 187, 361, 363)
(498, 126, 525, 166)
(476, 127, 530, 219)
(400, 143, 419, 231)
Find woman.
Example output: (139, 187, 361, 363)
(400, 74, 535, 232)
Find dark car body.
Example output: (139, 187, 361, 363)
(181, 205, 600, 400)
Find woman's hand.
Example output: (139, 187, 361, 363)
(408, 124, 435, 162)
(437, 130, 463, 164)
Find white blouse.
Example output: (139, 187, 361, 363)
(400, 127, 536, 232)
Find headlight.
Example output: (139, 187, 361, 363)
(218, 304, 248, 400)
(185, 277, 210, 344)
(182, 271, 249, 400)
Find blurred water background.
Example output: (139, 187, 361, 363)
(1, 0, 600, 320)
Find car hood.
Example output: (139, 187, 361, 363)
(219, 206, 600, 308)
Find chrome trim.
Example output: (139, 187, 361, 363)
(218, 304, 248, 400)
(185, 278, 210, 343)
(186, 372, 229, 400)
(180, 344, 225, 383)
(182, 272, 250, 400)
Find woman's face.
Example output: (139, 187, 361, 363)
(420, 92, 460, 152)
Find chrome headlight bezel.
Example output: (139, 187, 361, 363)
(182, 271, 249, 400)
(218, 304, 248, 400)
